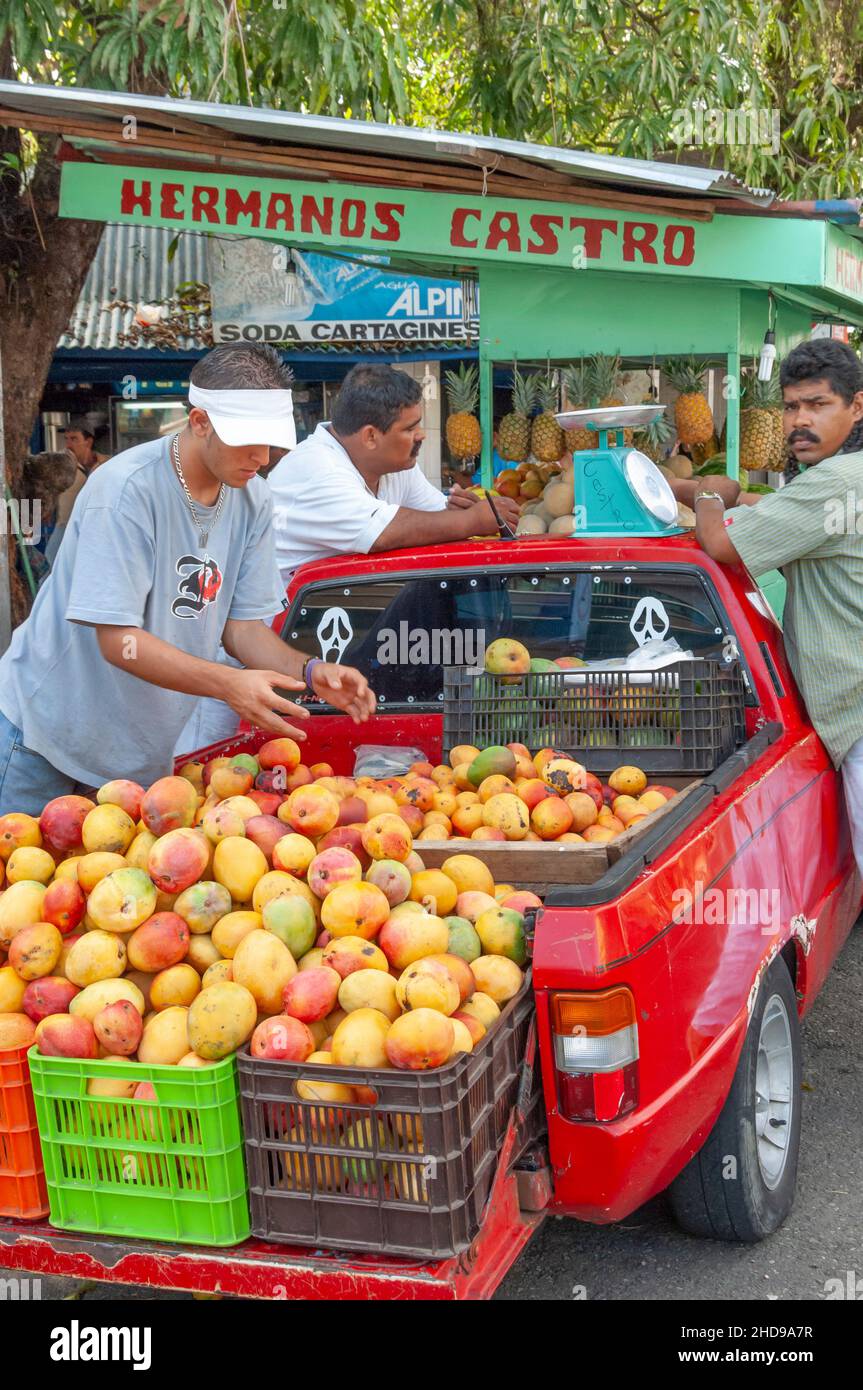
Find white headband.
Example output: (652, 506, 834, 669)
(188, 382, 296, 450)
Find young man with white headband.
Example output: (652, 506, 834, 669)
(0, 344, 375, 815)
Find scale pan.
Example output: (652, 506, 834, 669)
(555, 404, 666, 430)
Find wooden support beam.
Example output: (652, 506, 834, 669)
(0, 106, 717, 220)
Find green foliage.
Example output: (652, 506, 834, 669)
(1, 0, 863, 197)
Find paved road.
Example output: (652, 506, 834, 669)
(3, 925, 860, 1302)
(497, 922, 863, 1301)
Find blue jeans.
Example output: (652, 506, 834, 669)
(0, 711, 96, 817)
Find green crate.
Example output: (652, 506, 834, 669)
(27, 1049, 250, 1247)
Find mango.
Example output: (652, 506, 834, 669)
(484, 638, 530, 677)
(213, 836, 268, 903)
(64, 930, 127, 988)
(188, 981, 257, 1060)
(385, 1009, 453, 1070)
(231, 929, 297, 1014)
(0, 880, 47, 950)
(467, 745, 517, 788)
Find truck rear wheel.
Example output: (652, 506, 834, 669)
(668, 956, 801, 1242)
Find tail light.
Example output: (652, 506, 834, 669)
(551, 987, 639, 1122)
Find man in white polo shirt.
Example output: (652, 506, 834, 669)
(268, 363, 519, 583)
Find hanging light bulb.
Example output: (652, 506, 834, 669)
(757, 330, 776, 381)
(758, 292, 777, 381)
(282, 252, 304, 309)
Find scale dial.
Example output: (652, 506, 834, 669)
(623, 449, 678, 526)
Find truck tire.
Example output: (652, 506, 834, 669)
(668, 956, 801, 1242)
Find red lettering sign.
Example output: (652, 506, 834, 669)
(371, 201, 404, 241)
(225, 188, 261, 227)
(120, 179, 151, 216)
(622, 221, 659, 264)
(487, 211, 521, 253)
(265, 193, 294, 231)
(340, 198, 366, 238)
(663, 224, 695, 267)
(191, 186, 219, 224)
(301, 195, 334, 236)
(451, 208, 481, 248)
(569, 216, 619, 258)
(159, 183, 185, 220)
(527, 213, 564, 255)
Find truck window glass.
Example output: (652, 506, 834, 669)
(283, 570, 734, 707)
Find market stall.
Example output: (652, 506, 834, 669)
(2, 82, 863, 1301)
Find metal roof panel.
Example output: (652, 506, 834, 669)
(0, 79, 775, 206)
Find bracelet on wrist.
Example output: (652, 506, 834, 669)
(303, 656, 322, 691)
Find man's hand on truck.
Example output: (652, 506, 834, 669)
(368, 488, 521, 552)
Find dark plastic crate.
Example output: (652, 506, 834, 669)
(238, 974, 541, 1259)
(443, 659, 746, 774)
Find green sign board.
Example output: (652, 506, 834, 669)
(59, 160, 835, 293)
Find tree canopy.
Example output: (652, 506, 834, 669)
(2, 0, 863, 197)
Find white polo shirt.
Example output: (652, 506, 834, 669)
(268, 422, 447, 581)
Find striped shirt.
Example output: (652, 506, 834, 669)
(725, 450, 863, 768)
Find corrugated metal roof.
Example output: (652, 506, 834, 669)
(0, 79, 776, 207)
(57, 222, 474, 356)
(59, 223, 210, 351)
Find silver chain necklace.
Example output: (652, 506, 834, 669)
(172, 433, 225, 557)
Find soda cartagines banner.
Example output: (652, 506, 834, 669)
(58, 160, 829, 288)
(206, 237, 478, 344)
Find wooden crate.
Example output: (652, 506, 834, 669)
(415, 779, 703, 890)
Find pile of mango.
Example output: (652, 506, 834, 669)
(0, 750, 535, 1085)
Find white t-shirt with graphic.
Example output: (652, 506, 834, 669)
(0, 437, 283, 787)
(268, 422, 447, 582)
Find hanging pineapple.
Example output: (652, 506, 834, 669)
(662, 356, 716, 447)
(634, 413, 674, 464)
(763, 366, 787, 470)
(498, 366, 538, 463)
(739, 370, 777, 473)
(561, 363, 597, 451)
(444, 363, 481, 462)
(530, 371, 566, 462)
(589, 352, 632, 444)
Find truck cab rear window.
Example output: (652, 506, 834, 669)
(283, 569, 735, 707)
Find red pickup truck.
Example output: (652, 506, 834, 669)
(1, 530, 857, 1299)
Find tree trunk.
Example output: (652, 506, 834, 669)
(0, 195, 103, 624)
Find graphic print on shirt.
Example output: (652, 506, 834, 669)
(172, 554, 223, 619)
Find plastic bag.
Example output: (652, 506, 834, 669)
(564, 638, 694, 687)
(353, 745, 427, 779)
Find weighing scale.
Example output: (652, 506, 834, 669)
(554, 403, 681, 537)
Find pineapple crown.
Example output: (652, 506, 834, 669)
(636, 413, 674, 446)
(509, 366, 539, 415)
(563, 362, 589, 404)
(741, 361, 783, 408)
(662, 355, 710, 394)
(444, 362, 479, 413)
(534, 370, 560, 414)
(588, 352, 622, 401)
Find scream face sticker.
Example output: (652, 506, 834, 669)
(172, 555, 223, 618)
(316, 606, 353, 663)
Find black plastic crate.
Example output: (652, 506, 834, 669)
(443, 659, 746, 774)
(238, 975, 541, 1259)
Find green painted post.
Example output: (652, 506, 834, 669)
(479, 338, 493, 489)
(725, 350, 740, 481)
